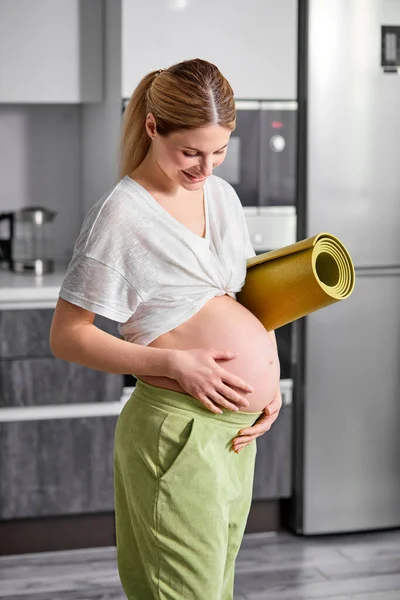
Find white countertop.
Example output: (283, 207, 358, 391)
(0, 264, 67, 310)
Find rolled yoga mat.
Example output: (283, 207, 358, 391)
(236, 232, 355, 331)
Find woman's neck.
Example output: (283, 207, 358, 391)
(131, 150, 180, 198)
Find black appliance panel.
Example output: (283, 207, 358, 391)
(260, 107, 297, 206)
(227, 109, 260, 207)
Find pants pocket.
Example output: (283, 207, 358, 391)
(157, 412, 196, 483)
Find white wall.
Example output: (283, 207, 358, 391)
(0, 105, 82, 262)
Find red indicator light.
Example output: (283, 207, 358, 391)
(271, 121, 284, 129)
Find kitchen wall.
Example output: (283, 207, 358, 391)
(0, 105, 82, 262)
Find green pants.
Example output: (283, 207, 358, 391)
(114, 378, 262, 600)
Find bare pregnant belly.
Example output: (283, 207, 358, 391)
(140, 295, 281, 412)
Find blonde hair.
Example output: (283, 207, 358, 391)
(119, 58, 236, 179)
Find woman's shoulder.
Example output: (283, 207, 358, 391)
(86, 176, 145, 226)
(91, 177, 143, 220)
(74, 177, 146, 255)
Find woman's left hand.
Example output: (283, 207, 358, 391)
(231, 387, 283, 453)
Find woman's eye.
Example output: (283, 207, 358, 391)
(182, 149, 226, 158)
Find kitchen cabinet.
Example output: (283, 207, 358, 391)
(0, 308, 54, 359)
(0, 416, 117, 519)
(0, 309, 119, 359)
(0, 309, 123, 407)
(253, 402, 292, 499)
(0, 0, 102, 103)
(0, 307, 122, 520)
(121, 0, 297, 100)
(0, 358, 123, 407)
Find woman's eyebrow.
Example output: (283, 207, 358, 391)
(183, 143, 229, 152)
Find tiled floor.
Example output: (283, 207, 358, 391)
(1, 529, 400, 599)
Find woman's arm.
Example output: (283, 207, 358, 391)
(50, 297, 172, 377)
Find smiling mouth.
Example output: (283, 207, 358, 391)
(182, 171, 206, 183)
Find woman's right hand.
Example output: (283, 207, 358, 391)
(166, 348, 254, 413)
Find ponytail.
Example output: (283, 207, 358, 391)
(119, 71, 158, 179)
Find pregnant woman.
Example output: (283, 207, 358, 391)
(50, 58, 282, 600)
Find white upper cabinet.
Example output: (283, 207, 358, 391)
(0, 0, 102, 103)
(122, 0, 297, 100)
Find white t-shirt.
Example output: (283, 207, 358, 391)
(59, 174, 255, 346)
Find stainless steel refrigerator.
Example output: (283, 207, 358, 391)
(291, 0, 400, 534)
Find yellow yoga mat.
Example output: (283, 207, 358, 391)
(237, 232, 355, 331)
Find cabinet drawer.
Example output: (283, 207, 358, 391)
(0, 358, 123, 408)
(0, 416, 117, 519)
(0, 309, 54, 359)
(0, 310, 120, 359)
(253, 404, 292, 499)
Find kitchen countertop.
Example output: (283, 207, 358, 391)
(0, 264, 67, 310)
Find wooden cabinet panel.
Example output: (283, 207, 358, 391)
(0, 310, 120, 359)
(0, 310, 123, 407)
(0, 310, 54, 359)
(0, 416, 117, 519)
(0, 358, 123, 407)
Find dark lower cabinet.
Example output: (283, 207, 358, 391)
(0, 309, 122, 535)
(0, 310, 119, 359)
(0, 416, 117, 520)
(253, 404, 292, 499)
(0, 309, 123, 407)
(0, 309, 55, 359)
(0, 358, 123, 407)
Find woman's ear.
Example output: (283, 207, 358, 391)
(145, 113, 157, 140)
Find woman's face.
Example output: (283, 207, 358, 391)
(146, 114, 232, 191)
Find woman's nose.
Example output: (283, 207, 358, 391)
(200, 156, 214, 177)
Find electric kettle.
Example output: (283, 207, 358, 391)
(0, 207, 57, 275)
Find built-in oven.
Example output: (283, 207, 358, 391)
(213, 100, 298, 253)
